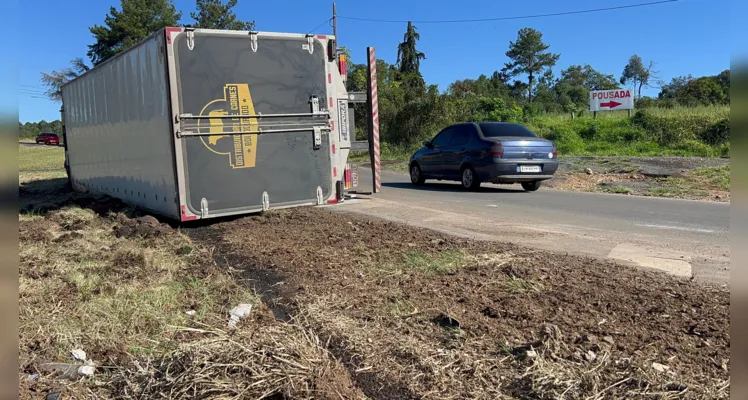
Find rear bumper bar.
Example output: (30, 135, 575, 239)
(476, 161, 559, 182)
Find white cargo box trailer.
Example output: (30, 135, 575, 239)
(61, 27, 378, 221)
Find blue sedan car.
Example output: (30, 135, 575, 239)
(409, 122, 558, 191)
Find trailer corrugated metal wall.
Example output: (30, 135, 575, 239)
(62, 32, 179, 218)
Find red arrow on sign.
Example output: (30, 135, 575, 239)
(600, 101, 622, 108)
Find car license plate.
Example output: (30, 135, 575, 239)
(519, 165, 541, 173)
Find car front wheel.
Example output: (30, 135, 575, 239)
(410, 163, 425, 185)
(521, 181, 542, 191)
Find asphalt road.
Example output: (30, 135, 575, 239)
(334, 169, 730, 284)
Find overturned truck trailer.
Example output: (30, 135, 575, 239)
(60, 27, 379, 221)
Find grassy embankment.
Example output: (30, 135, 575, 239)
(354, 105, 729, 160)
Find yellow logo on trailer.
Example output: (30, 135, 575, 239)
(197, 84, 258, 168)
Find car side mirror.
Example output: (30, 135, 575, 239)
(423, 141, 433, 148)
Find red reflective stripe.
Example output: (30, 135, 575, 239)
(180, 205, 197, 221)
(326, 198, 338, 204)
(165, 27, 182, 44)
(333, 166, 337, 177)
(331, 120, 335, 131)
(332, 144, 336, 154)
(328, 73, 332, 84)
(329, 97, 333, 108)
(317, 35, 327, 40)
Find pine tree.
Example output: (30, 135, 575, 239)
(190, 0, 254, 30)
(502, 28, 560, 104)
(87, 0, 182, 65)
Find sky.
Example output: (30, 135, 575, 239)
(10, 0, 738, 123)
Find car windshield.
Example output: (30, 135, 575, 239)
(479, 123, 537, 138)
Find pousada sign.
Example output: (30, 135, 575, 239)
(589, 88, 634, 111)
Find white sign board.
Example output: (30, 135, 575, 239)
(589, 89, 634, 111)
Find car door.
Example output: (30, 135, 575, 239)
(442, 124, 474, 179)
(421, 127, 455, 177)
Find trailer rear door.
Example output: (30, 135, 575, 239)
(172, 31, 332, 217)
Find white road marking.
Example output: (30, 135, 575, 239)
(636, 224, 714, 233)
(486, 204, 498, 208)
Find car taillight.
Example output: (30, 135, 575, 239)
(490, 143, 503, 157)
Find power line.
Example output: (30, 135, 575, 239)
(338, 0, 678, 23)
(19, 88, 47, 94)
(19, 93, 49, 99)
(307, 17, 332, 34)
(19, 90, 47, 95)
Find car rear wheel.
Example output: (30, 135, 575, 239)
(521, 181, 542, 192)
(410, 163, 425, 185)
(461, 166, 480, 190)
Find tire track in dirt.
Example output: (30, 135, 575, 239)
(187, 223, 423, 399)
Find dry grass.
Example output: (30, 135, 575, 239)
(19, 163, 362, 399)
(110, 320, 364, 400)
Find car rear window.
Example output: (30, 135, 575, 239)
(479, 123, 537, 138)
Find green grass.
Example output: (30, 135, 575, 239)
(646, 178, 709, 198)
(504, 276, 542, 294)
(379, 250, 469, 276)
(644, 165, 730, 198)
(606, 186, 633, 195)
(691, 165, 730, 191)
(19, 143, 65, 171)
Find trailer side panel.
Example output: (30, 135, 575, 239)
(62, 32, 179, 218)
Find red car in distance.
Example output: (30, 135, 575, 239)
(35, 133, 60, 145)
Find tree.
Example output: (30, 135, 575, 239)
(502, 28, 560, 104)
(620, 54, 655, 99)
(559, 64, 617, 90)
(548, 64, 618, 114)
(396, 21, 427, 99)
(189, 0, 254, 30)
(397, 21, 426, 75)
(88, 0, 182, 65)
(677, 77, 727, 106)
(658, 75, 693, 99)
(40, 58, 91, 101)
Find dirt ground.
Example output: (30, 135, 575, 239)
(541, 157, 730, 202)
(188, 208, 730, 399)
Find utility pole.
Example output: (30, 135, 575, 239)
(332, 2, 338, 39)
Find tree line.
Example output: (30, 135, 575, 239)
(38, 0, 729, 149)
(19, 120, 62, 139)
(344, 24, 729, 147)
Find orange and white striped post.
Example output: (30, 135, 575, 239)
(366, 47, 381, 193)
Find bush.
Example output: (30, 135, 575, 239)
(700, 118, 730, 145)
(541, 125, 585, 154)
(632, 107, 728, 146)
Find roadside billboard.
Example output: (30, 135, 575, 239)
(589, 88, 634, 111)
